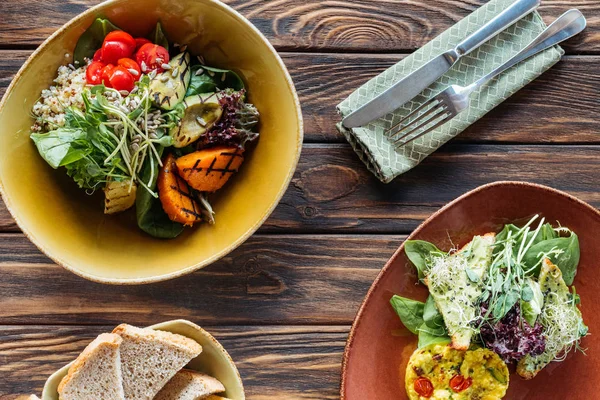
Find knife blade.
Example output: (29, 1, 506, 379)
(341, 0, 540, 129)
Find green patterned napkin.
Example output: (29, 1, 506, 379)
(337, 0, 564, 183)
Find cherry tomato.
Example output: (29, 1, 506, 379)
(109, 66, 135, 93)
(450, 375, 473, 393)
(100, 64, 115, 87)
(135, 37, 152, 51)
(101, 31, 136, 64)
(135, 43, 169, 72)
(117, 58, 141, 81)
(93, 48, 103, 62)
(414, 377, 434, 398)
(85, 61, 105, 85)
(104, 31, 136, 52)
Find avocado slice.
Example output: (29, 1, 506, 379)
(170, 93, 223, 148)
(149, 52, 191, 110)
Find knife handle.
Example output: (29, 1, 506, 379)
(455, 0, 540, 57)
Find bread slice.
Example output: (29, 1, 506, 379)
(154, 369, 226, 400)
(112, 324, 203, 400)
(57, 333, 125, 400)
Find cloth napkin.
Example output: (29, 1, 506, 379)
(336, 0, 564, 183)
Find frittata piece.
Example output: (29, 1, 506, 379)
(517, 258, 587, 379)
(425, 233, 495, 350)
(405, 344, 509, 400)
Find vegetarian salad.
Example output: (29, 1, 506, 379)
(30, 19, 259, 239)
(391, 216, 588, 399)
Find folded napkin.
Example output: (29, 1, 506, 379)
(337, 0, 564, 183)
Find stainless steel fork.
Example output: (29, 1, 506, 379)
(386, 9, 586, 149)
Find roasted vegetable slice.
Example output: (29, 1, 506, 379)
(157, 153, 202, 226)
(176, 146, 244, 193)
(104, 180, 137, 214)
(170, 93, 223, 148)
(150, 52, 191, 110)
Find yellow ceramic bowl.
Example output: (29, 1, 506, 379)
(0, 0, 302, 283)
(41, 320, 245, 400)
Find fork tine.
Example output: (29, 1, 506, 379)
(393, 112, 452, 148)
(385, 98, 440, 136)
(387, 101, 446, 140)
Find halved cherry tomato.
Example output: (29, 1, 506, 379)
(135, 43, 169, 72)
(450, 375, 473, 393)
(100, 64, 115, 87)
(135, 37, 152, 51)
(101, 31, 136, 64)
(93, 48, 103, 62)
(414, 377, 434, 398)
(85, 61, 105, 85)
(108, 66, 135, 92)
(117, 58, 141, 81)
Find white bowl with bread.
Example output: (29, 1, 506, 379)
(40, 320, 244, 400)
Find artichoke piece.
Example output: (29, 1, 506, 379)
(149, 52, 191, 110)
(104, 180, 137, 214)
(170, 93, 223, 148)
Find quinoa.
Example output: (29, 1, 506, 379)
(31, 65, 87, 133)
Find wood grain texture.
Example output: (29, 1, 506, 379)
(2, 52, 598, 144)
(3, 144, 600, 233)
(0, 234, 401, 325)
(0, 325, 348, 399)
(0, 0, 597, 53)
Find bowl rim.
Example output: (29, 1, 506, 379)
(0, 0, 304, 285)
(41, 319, 245, 400)
(339, 180, 600, 399)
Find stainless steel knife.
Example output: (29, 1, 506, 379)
(341, 0, 541, 129)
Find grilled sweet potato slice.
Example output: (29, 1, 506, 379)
(176, 146, 244, 193)
(158, 153, 202, 226)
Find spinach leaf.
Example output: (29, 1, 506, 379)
(136, 150, 184, 239)
(148, 21, 169, 51)
(417, 324, 451, 349)
(74, 18, 120, 65)
(404, 240, 444, 280)
(390, 295, 425, 335)
(523, 233, 580, 285)
(185, 65, 245, 97)
(423, 295, 445, 330)
(31, 128, 89, 168)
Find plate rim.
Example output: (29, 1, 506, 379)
(339, 180, 600, 399)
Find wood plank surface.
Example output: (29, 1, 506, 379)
(2, 52, 598, 144)
(3, 144, 600, 234)
(0, 0, 598, 53)
(0, 234, 401, 325)
(0, 325, 347, 399)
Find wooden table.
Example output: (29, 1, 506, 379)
(0, 0, 598, 398)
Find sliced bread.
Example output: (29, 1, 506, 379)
(57, 333, 125, 400)
(112, 324, 203, 400)
(154, 369, 226, 400)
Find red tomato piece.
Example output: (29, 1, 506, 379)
(93, 48, 103, 62)
(100, 64, 115, 87)
(450, 375, 473, 393)
(104, 31, 136, 52)
(414, 377, 434, 398)
(109, 66, 135, 93)
(86, 61, 105, 85)
(135, 37, 152, 51)
(117, 58, 141, 81)
(135, 43, 169, 73)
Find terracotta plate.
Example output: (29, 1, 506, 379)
(341, 181, 600, 400)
